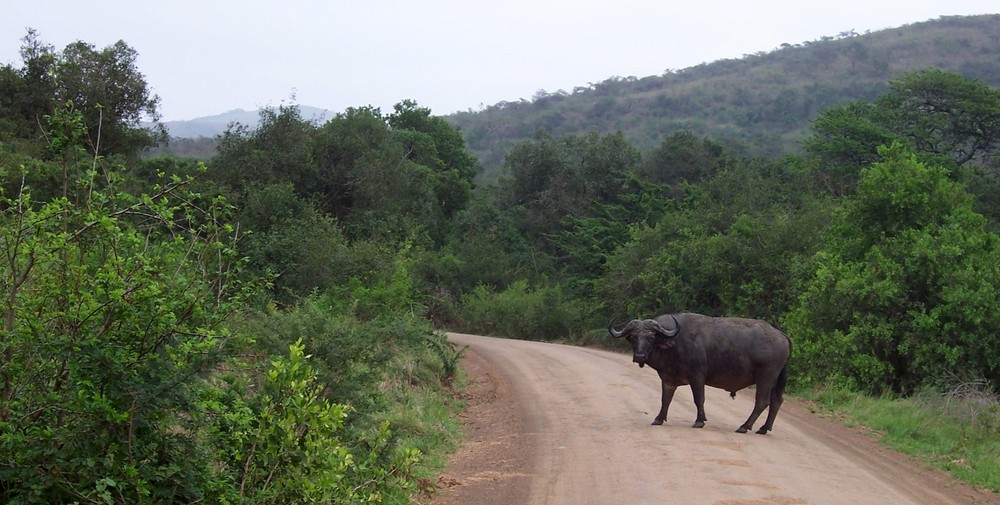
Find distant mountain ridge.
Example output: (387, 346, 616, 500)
(160, 105, 332, 138)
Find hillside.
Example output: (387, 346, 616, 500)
(444, 14, 1000, 180)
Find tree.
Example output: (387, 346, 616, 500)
(213, 105, 318, 197)
(888, 69, 1000, 166)
(803, 101, 898, 194)
(0, 29, 56, 141)
(553, 173, 669, 288)
(388, 100, 477, 184)
(785, 144, 1000, 394)
(311, 105, 439, 242)
(387, 100, 478, 236)
(804, 70, 1000, 195)
(429, 190, 549, 296)
(212, 101, 480, 301)
(601, 156, 827, 321)
(639, 131, 729, 188)
(501, 131, 640, 251)
(237, 184, 358, 304)
(1, 30, 165, 159)
(55, 39, 165, 157)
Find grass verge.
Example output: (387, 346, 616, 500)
(376, 332, 468, 504)
(801, 384, 1000, 493)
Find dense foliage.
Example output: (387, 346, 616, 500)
(4, 25, 1000, 502)
(1, 35, 461, 504)
(2, 108, 243, 502)
(786, 145, 1000, 393)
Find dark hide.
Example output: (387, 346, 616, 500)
(610, 313, 791, 434)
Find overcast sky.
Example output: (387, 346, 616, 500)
(2, 1, 997, 122)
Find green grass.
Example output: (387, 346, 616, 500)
(377, 335, 468, 504)
(802, 385, 1000, 492)
(380, 386, 464, 504)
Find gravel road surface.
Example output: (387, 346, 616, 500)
(430, 333, 998, 505)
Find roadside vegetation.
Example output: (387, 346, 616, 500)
(804, 384, 1000, 491)
(3, 18, 1000, 502)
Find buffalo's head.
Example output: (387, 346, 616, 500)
(609, 316, 680, 368)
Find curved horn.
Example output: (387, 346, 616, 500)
(665, 315, 680, 337)
(647, 315, 680, 337)
(608, 319, 626, 338)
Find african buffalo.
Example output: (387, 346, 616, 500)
(609, 313, 791, 434)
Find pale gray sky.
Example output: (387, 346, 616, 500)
(2, 1, 997, 121)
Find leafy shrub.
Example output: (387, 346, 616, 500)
(1, 107, 245, 503)
(202, 340, 420, 504)
(225, 277, 466, 502)
(456, 281, 590, 340)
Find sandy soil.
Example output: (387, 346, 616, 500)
(429, 333, 999, 505)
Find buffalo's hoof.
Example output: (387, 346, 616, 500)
(651, 419, 664, 426)
(736, 426, 749, 434)
(692, 421, 705, 428)
(755, 427, 770, 435)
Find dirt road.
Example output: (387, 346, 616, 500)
(431, 333, 999, 505)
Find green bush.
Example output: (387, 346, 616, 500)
(1, 107, 246, 503)
(224, 284, 465, 503)
(201, 340, 420, 504)
(785, 145, 1000, 394)
(456, 281, 590, 340)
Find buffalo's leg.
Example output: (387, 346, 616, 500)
(757, 366, 788, 434)
(652, 382, 677, 425)
(690, 381, 707, 428)
(757, 384, 785, 434)
(737, 385, 771, 433)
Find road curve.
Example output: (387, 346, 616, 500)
(434, 333, 998, 505)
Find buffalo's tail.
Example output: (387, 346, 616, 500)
(774, 330, 792, 396)
(777, 331, 792, 397)
(775, 363, 789, 397)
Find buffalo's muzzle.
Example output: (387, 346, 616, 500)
(633, 355, 647, 368)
